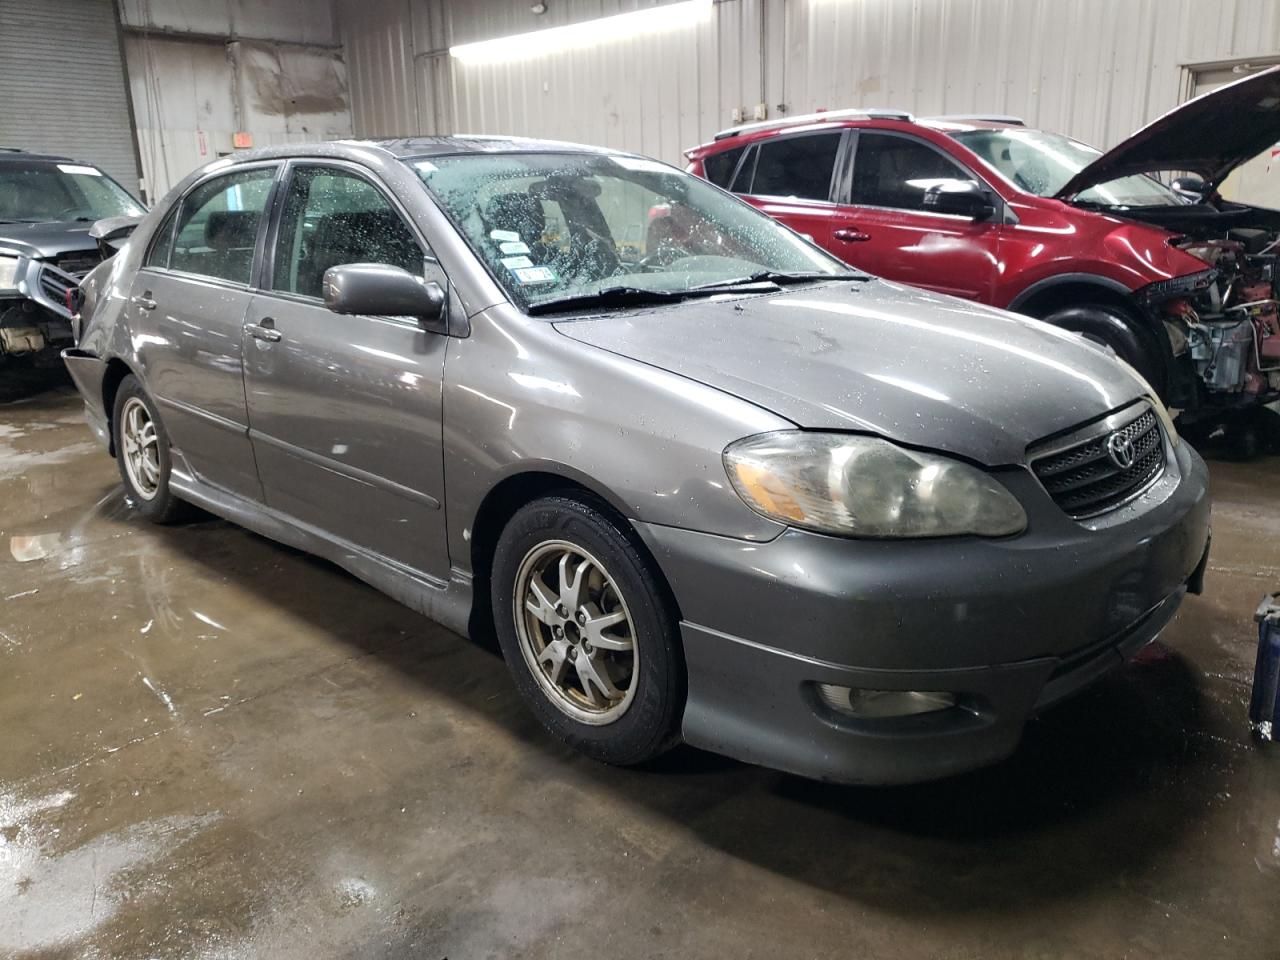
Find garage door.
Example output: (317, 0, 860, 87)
(0, 0, 141, 194)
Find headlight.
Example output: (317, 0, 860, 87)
(723, 432, 1027, 538)
(0, 255, 19, 292)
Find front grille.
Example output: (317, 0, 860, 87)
(54, 251, 102, 279)
(1031, 406, 1166, 519)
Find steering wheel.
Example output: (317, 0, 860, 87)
(638, 243, 689, 270)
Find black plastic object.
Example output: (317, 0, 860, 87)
(1250, 592, 1280, 742)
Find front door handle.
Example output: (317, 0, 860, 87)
(833, 228, 871, 243)
(246, 318, 282, 343)
(131, 293, 157, 310)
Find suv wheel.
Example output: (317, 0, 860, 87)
(492, 496, 684, 766)
(1042, 302, 1167, 393)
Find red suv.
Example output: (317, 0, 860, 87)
(686, 68, 1280, 425)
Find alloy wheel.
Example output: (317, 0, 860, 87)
(120, 396, 160, 501)
(513, 539, 638, 725)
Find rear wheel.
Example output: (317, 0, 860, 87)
(112, 375, 190, 523)
(492, 496, 684, 766)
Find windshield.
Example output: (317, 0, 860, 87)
(949, 128, 1181, 207)
(412, 152, 852, 311)
(0, 161, 144, 223)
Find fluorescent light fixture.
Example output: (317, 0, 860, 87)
(450, 0, 712, 64)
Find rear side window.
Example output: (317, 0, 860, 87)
(169, 167, 277, 284)
(850, 133, 977, 211)
(145, 208, 178, 269)
(703, 145, 745, 188)
(745, 133, 842, 201)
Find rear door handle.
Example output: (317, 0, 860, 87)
(131, 293, 157, 310)
(833, 228, 871, 243)
(246, 318, 282, 343)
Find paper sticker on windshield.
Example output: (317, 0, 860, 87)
(489, 229, 520, 242)
(500, 241, 530, 255)
(513, 266, 557, 285)
(502, 255, 533, 269)
(611, 156, 670, 174)
(412, 160, 436, 174)
(57, 164, 101, 176)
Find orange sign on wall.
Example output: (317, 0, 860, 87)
(232, 132, 254, 149)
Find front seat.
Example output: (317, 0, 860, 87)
(483, 192, 548, 255)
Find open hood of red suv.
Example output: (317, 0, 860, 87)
(1055, 65, 1280, 200)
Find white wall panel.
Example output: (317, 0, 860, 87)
(339, 0, 1280, 164)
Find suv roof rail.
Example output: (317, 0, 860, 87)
(713, 107, 913, 141)
(924, 114, 1026, 126)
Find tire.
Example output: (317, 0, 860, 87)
(492, 495, 684, 766)
(111, 374, 190, 523)
(1041, 302, 1167, 394)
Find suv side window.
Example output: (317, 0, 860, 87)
(851, 132, 977, 211)
(703, 145, 745, 189)
(272, 165, 425, 300)
(745, 133, 842, 201)
(169, 167, 276, 284)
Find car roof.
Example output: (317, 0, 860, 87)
(218, 135, 623, 167)
(0, 148, 78, 164)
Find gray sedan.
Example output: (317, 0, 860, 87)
(64, 137, 1211, 784)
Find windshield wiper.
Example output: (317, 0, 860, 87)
(692, 270, 870, 290)
(527, 285, 691, 315)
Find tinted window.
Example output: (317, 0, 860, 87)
(851, 133, 977, 211)
(272, 165, 424, 299)
(170, 167, 276, 284)
(145, 208, 178, 269)
(747, 133, 841, 201)
(703, 146, 745, 188)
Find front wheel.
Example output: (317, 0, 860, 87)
(492, 496, 684, 766)
(1041, 302, 1167, 394)
(112, 374, 190, 523)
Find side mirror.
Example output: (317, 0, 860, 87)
(322, 263, 446, 331)
(89, 214, 144, 257)
(1171, 175, 1207, 203)
(923, 180, 996, 220)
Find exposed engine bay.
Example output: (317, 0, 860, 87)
(0, 251, 99, 360)
(1128, 203, 1280, 418)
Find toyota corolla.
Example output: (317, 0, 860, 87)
(64, 137, 1211, 784)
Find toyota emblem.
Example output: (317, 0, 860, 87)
(1106, 432, 1137, 469)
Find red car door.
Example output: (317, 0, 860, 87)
(830, 130, 1002, 301)
(731, 129, 847, 250)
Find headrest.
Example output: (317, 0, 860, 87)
(204, 211, 259, 248)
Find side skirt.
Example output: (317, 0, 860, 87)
(167, 455, 474, 639)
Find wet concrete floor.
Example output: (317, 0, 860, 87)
(1, 376, 1277, 959)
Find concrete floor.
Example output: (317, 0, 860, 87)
(1, 373, 1277, 960)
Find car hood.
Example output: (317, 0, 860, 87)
(554, 280, 1147, 466)
(0, 219, 97, 260)
(1055, 65, 1280, 199)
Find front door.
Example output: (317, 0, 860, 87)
(126, 164, 279, 500)
(241, 162, 450, 581)
(833, 131, 1001, 301)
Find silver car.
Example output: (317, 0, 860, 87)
(64, 137, 1212, 784)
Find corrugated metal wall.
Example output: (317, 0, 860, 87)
(0, 0, 141, 190)
(338, 0, 1280, 165)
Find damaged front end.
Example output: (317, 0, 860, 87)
(1135, 229, 1280, 416)
(0, 248, 97, 362)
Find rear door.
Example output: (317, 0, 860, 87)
(731, 130, 847, 248)
(241, 161, 450, 581)
(125, 163, 279, 500)
(833, 131, 1001, 300)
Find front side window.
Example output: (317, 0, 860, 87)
(850, 133, 978, 211)
(0, 161, 143, 223)
(145, 207, 178, 269)
(948, 127, 1182, 208)
(272, 165, 424, 299)
(413, 152, 851, 312)
(745, 133, 842, 201)
(169, 167, 277, 284)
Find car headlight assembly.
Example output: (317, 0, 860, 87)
(0, 255, 20, 293)
(723, 432, 1027, 538)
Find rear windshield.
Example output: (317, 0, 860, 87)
(412, 151, 846, 311)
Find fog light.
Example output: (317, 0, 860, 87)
(817, 684, 956, 718)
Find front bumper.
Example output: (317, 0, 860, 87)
(637, 442, 1211, 785)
